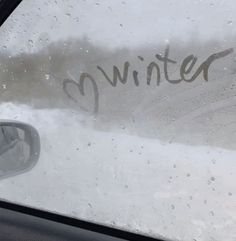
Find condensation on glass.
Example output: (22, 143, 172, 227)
(0, 1, 235, 241)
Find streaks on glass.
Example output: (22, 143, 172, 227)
(63, 45, 233, 114)
(63, 73, 99, 113)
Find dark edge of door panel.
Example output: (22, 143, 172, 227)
(0, 200, 167, 241)
(0, 0, 23, 26)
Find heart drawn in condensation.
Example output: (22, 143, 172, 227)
(63, 73, 99, 114)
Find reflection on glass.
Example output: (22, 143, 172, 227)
(0, 122, 40, 178)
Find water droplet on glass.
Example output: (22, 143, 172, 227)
(210, 176, 216, 181)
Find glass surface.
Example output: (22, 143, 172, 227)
(0, 0, 235, 240)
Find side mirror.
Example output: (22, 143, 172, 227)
(0, 121, 40, 179)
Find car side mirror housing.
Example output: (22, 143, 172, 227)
(0, 121, 40, 179)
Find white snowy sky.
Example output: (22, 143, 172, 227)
(0, 0, 236, 52)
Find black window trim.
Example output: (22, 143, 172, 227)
(0, 0, 22, 27)
(0, 199, 167, 241)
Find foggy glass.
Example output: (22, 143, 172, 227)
(0, 1, 235, 241)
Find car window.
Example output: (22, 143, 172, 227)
(0, 0, 235, 240)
